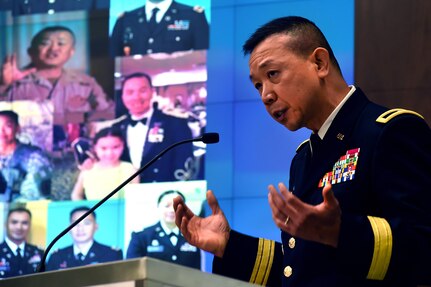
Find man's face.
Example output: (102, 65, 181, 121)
(248, 34, 324, 132)
(6, 211, 31, 244)
(70, 211, 98, 245)
(30, 30, 75, 68)
(122, 77, 154, 117)
(158, 194, 178, 225)
(0, 115, 18, 147)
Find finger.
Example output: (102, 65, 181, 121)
(322, 183, 338, 208)
(179, 215, 192, 241)
(278, 182, 304, 213)
(207, 190, 221, 215)
(21, 67, 37, 77)
(174, 202, 186, 228)
(173, 195, 183, 212)
(268, 185, 289, 223)
(268, 192, 290, 229)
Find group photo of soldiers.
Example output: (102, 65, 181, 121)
(0, 0, 211, 279)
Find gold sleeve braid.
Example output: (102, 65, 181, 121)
(366, 216, 393, 280)
(250, 238, 275, 286)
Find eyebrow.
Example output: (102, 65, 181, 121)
(249, 59, 276, 82)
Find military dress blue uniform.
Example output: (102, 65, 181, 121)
(113, 109, 196, 183)
(46, 241, 122, 271)
(126, 222, 201, 269)
(0, 241, 43, 278)
(212, 87, 431, 287)
(110, 1, 209, 56)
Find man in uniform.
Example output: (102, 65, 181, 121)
(0, 110, 52, 202)
(0, 25, 114, 125)
(173, 16, 431, 286)
(46, 206, 122, 271)
(127, 190, 201, 269)
(0, 207, 44, 278)
(112, 72, 196, 183)
(110, 0, 209, 57)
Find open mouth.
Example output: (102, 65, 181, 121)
(46, 53, 59, 59)
(273, 109, 287, 120)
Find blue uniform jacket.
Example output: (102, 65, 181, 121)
(126, 222, 201, 269)
(113, 109, 196, 183)
(213, 88, 431, 286)
(110, 1, 209, 56)
(46, 241, 122, 271)
(0, 241, 43, 278)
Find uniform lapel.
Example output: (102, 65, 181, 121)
(294, 89, 370, 201)
(138, 6, 152, 39)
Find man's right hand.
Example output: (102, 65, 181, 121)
(1, 54, 36, 86)
(174, 190, 231, 258)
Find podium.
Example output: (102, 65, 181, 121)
(0, 257, 257, 287)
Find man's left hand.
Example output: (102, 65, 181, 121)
(268, 182, 341, 247)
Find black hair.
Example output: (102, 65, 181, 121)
(0, 110, 19, 126)
(122, 72, 153, 91)
(29, 25, 76, 51)
(92, 126, 125, 145)
(242, 16, 342, 73)
(7, 207, 31, 220)
(157, 190, 185, 206)
(69, 206, 96, 221)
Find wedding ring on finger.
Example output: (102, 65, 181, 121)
(284, 216, 290, 226)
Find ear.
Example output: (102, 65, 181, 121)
(70, 47, 75, 58)
(311, 47, 330, 78)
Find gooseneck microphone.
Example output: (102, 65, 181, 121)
(37, 132, 219, 272)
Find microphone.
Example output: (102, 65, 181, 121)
(197, 132, 219, 144)
(37, 132, 219, 272)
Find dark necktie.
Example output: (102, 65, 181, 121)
(77, 252, 85, 261)
(310, 133, 322, 157)
(16, 247, 23, 260)
(129, 117, 148, 127)
(148, 7, 160, 32)
(169, 233, 178, 246)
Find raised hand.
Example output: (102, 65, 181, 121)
(268, 182, 341, 247)
(1, 54, 37, 86)
(174, 190, 231, 258)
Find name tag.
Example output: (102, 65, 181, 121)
(147, 246, 164, 253)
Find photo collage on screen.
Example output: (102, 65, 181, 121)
(0, 0, 210, 278)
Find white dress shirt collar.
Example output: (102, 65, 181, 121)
(146, 0, 173, 23)
(317, 85, 356, 139)
(73, 240, 94, 257)
(5, 237, 25, 256)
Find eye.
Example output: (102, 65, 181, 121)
(267, 70, 279, 79)
(40, 39, 52, 46)
(254, 82, 262, 91)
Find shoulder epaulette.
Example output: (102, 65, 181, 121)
(193, 5, 204, 13)
(296, 139, 309, 153)
(376, 108, 424, 124)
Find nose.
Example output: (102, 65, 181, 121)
(48, 42, 60, 51)
(261, 84, 276, 105)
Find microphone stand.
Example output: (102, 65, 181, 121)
(37, 133, 218, 272)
